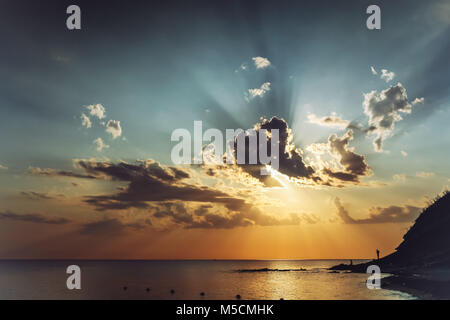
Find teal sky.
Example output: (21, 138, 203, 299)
(0, 1, 448, 175)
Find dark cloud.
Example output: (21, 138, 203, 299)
(28, 166, 97, 179)
(74, 159, 247, 212)
(28, 159, 191, 184)
(334, 198, 421, 224)
(0, 211, 70, 225)
(20, 191, 64, 200)
(334, 198, 357, 224)
(75, 159, 190, 182)
(26, 159, 255, 227)
(323, 130, 370, 183)
(365, 205, 422, 223)
(20, 191, 53, 200)
(208, 117, 371, 186)
(259, 117, 315, 178)
(322, 168, 359, 183)
(84, 175, 246, 212)
(151, 202, 313, 229)
(232, 117, 316, 184)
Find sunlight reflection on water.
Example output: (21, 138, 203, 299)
(0, 260, 415, 300)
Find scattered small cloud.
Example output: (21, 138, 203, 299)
(93, 137, 109, 152)
(307, 113, 350, 129)
(252, 56, 271, 69)
(245, 82, 271, 101)
(0, 164, 7, 170)
(393, 174, 406, 181)
(87, 104, 106, 119)
(237, 56, 271, 72)
(416, 171, 435, 178)
(106, 120, 122, 139)
(80, 113, 92, 128)
(380, 69, 395, 82)
(235, 63, 248, 72)
(401, 150, 408, 157)
(370, 66, 395, 82)
(412, 97, 425, 105)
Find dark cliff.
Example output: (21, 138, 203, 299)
(331, 191, 450, 274)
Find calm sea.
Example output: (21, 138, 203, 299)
(0, 260, 415, 300)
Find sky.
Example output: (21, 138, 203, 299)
(0, 0, 449, 259)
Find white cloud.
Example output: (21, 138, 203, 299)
(393, 174, 406, 181)
(93, 138, 109, 152)
(252, 56, 271, 69)
(106, 120, 122, 139)
(363, 83, 414, 152)
(238, 63, 247, 71)
(245, 82, 271, 101)
(87, 104, 106, 119)
(306, 143, 328, 155)
(307, 113, 350, 129)
(412, 97, 425, 105)
(380, 69, 395, 82)
(416, 171, 435, 178)
(370, 66, 377, 75)
(401, 150, 408, 157)
(0, 164, 7, 170)
(80, 113, 92, 128)
(237, 56, 271, 72)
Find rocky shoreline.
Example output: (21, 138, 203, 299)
(329, 261, 450, 299)
(382, 275, 450, 299)
(330, 191, 450, 299)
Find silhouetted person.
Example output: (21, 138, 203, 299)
(376, 249, 380, 261)
(350, 259, 353, 266)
